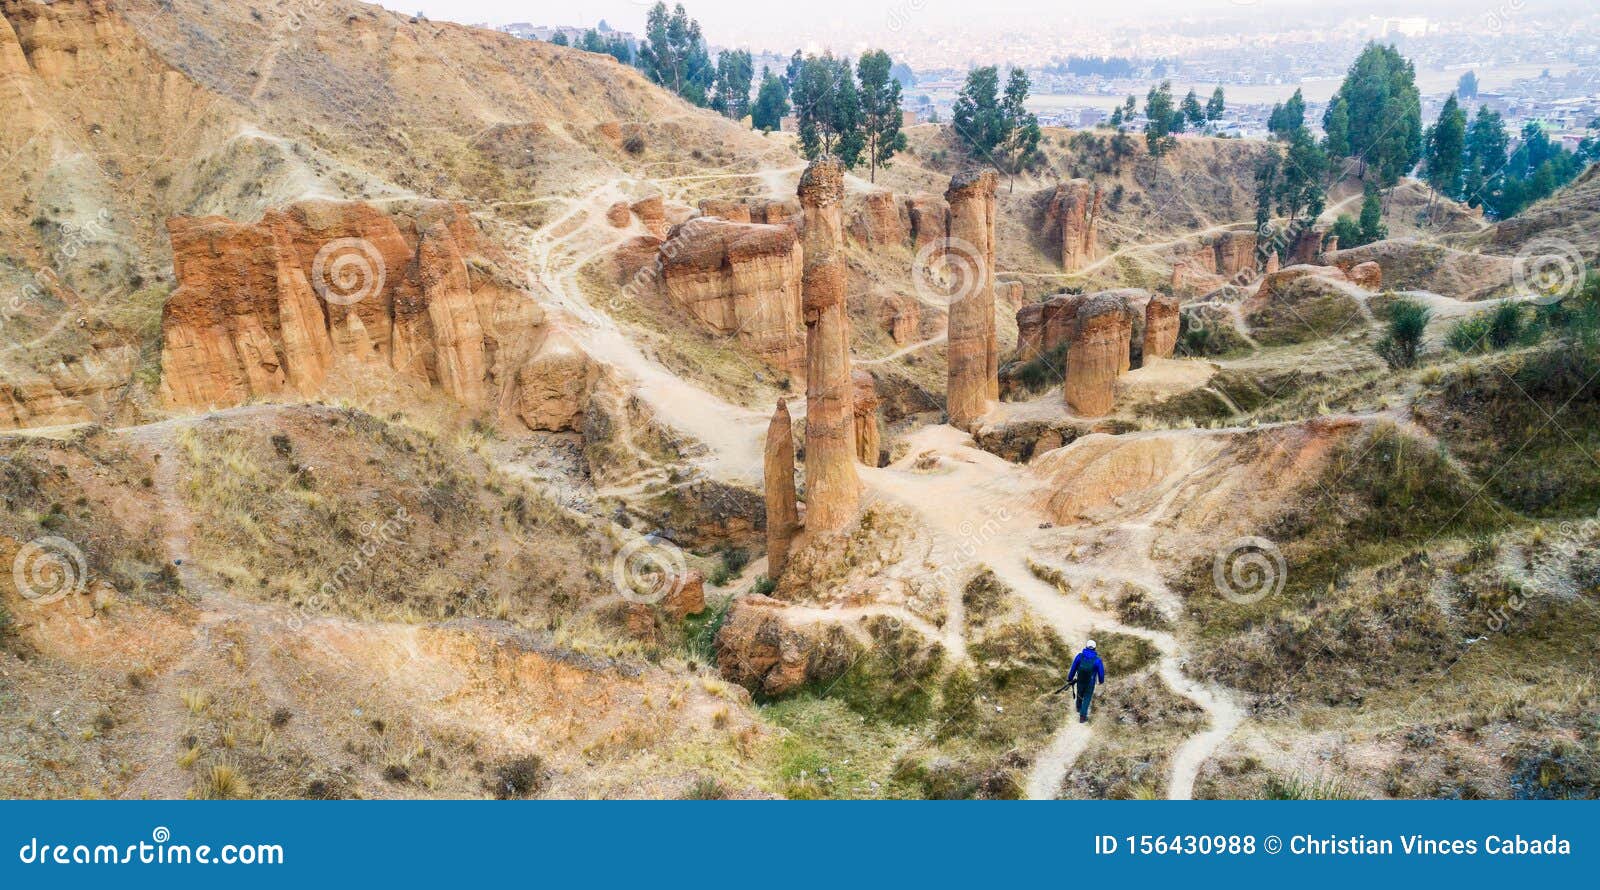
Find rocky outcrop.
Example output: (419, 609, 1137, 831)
(660, 570, 706, 621)
(1349, 261, 1382, 291)
(999, 281, 1024, 312)
(698, 198, 752, 223)
(605, 202, 631, 227)
(1143, 292, 1181, 360)
(1328, 239, 1521, 301)
(1208, 230, 1259, 280)
(799, 158, 860, 536)
(1247, 265, 1367, 346)
(1264, 252, 1280, 275)
(630, 195, 669, 238)
(904, 193, 949, 258)
(1288, 228, 1324, 266)
(512, 331, 595, 431)
(158, 200, 593, 430)
(1015, 302, 1046, 363)
(658, 218, 806, 377)
(764, 398, 800, 577)
(849, 190, 908, 247)
(714, 595, 851, 696)
(876, 292, 922, 346)
(751, 198, 801, 229)
(1045, 179, 1101, 272)
(1064, 294, 1131, 417)
(852, 370, 882, 467)
(945, 169, 999, 430)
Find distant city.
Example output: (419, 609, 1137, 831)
(489, 9, 1600, 148)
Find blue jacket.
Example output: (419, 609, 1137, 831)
(1068, 648, 1105, 686)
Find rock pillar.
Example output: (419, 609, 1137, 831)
(764, 398, 800, 576)
(798, 158, 860, 535)
(944, 169, 998, 430)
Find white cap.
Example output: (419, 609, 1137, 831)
(1086, 639, 1096, 649)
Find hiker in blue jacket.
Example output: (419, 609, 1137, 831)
(1056, 640, 1106, 723)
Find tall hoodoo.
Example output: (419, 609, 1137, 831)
(798, 158, 860, 535)
(764, 398, 800, 576)
(851, 369, 882, 467)
(1065, 294, 1130, 417)
(944, 168, 999, 430)
(1143, 292, 1181, 360)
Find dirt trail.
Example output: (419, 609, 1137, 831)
(864, 425, 1242, 799)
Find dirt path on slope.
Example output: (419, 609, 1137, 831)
(863, 425, 1242, 799)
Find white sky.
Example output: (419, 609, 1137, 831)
(391, 0, 1572, 51)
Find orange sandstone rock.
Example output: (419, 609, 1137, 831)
(764, 398, 800, 577)
(798, 158, 860, 536)
(944, 169, 999, 430)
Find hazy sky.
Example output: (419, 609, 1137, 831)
(393, 0, 1551, 48)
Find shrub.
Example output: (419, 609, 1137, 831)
(493, 755, 544, 799)
(1375, 298, 1430, 369)
(750, 575, 776, 596)
(622, 134, 646, 155)
(682, 776, 730, 799)
(1446, 312, 1493, 354)
(1488, 301, 1525, 349)
(1261, 772, 1353, 800)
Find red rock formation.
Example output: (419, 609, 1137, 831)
(752, 198, 801, 229)
(698, 198, 753, 223)
(630, 195, 669, 238)
(1208, 230, 1259, 280)
(660, 570, 706, 621)
(1040, 293, 1085, 356)
(877, 292, 922, 346)
(1264, 251, 1281, 275)
(1064, 294, 1130, 417)
(1015, 302, 1046, 363)
(1046, 179, 1101, 272)
(849, 189, 908, 247)
(1349, 260, 1381, 290)
(999, 281, 1024, 312)
(714, 595, 829, 695)
(765, 398, 800, 577)
(605, 202, 631, 227)
(1143, 292, 1181, 360)
(904, 193, 949, 258)
(799, 158, 860, 536)
(852, 370, 882, 467)
(158, 200, 590, 430)
(658, 218, 806, 377)
(944, 169, 999, 430)
(1288, 228, 1324, 265)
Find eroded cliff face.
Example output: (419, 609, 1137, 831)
(159, 200, 593, 430)
(1045, 179, 1101, 272)
(657, 218, 806, 378)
